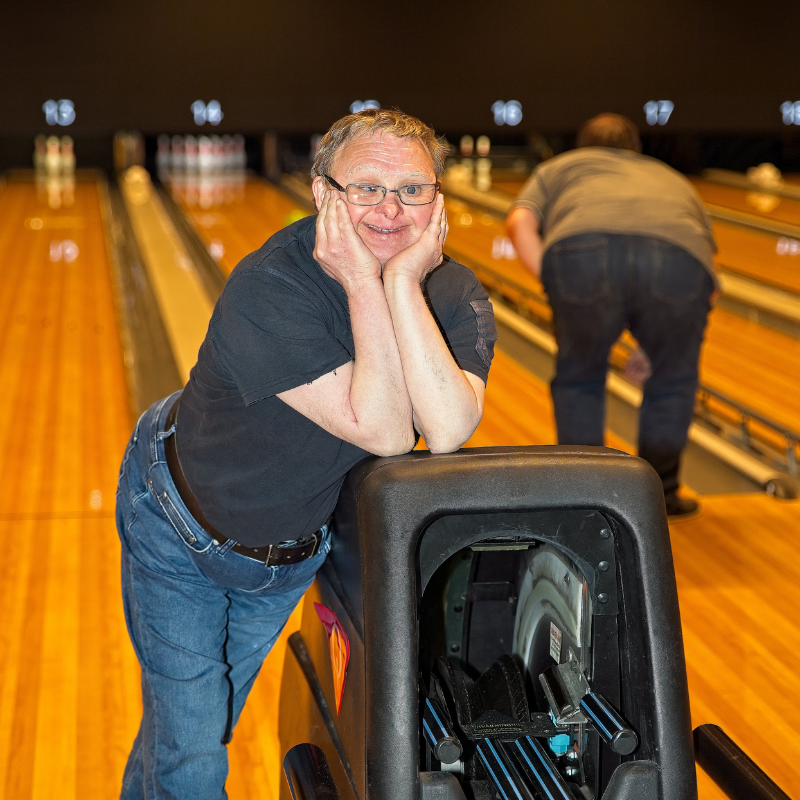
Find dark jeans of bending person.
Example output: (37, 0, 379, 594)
(116, 392, 331, 799)
(541, 233, 714, 504)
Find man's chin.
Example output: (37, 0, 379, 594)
(360, 224, 416, 260)
(367, 240, 412, 266)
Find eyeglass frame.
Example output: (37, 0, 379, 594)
(323, 174, 440, 206)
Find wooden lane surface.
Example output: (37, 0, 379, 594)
(4, 175, 790, 800)
(168, 176, 311, 277)
(443, 196, 800, 435)
(671, 494, 800, 800)
(492, 178, 527, 197)
(690, 177, 800, 229)
(712, 221, 800, 295)
(0, 180, 138, 799)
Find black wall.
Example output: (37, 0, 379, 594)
(2, 0, 799, 173)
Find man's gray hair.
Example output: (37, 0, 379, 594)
(311, 108, 448, 180)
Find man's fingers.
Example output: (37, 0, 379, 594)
(334, 196, 370, 251)
(315, 190, 330, 252)
(323, 192, 345, 244)
(317, 189, 328, 222)
(424, 196, 444, 236)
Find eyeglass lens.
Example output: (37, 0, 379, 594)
(350, 184, 437, 205)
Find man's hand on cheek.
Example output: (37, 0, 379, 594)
(383, 195, 448, 285)
(313, 189, 382, 294)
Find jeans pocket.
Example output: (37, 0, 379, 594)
(550, 235, 610, 304)
(147, 468, 214, 554)
(651, 243, 707, 305)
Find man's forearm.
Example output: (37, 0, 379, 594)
(506, 207, 543, 278)
(383, 273, 482, 453)
(347, 277, 415, 453)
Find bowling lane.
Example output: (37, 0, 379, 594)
(712, 220, 800, 294)
(168, 175, 311, 276)
(0, 178, 139, 799)
(443, 196, 800, 436)
(672, 493, 800, 800)
(690, 177, 800, 229)
(0, 178, 132, 513)
(491, 177, 528, 197)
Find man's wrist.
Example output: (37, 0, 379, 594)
(382, 268, 424, 291)
(342, 272, 385, 297)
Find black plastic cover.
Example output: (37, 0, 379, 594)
(327, 445, 694, 800)
(419, 772, 468, 800)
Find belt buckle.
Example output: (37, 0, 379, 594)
(302, 530, 322, 558)
(264, 530, 321, 567)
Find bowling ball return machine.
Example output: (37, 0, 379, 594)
(278, 446, 786, 800)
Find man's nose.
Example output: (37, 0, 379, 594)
(378, 193, 402, 218)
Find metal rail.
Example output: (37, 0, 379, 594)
(694, 724, 792, 800)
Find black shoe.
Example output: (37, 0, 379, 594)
(665, 496, 702, 521)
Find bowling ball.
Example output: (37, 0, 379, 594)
(284, 209, 309, 226)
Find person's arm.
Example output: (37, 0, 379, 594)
(277, 191, 415, 456)
(382, 196, 485, 453)
(506, 206, 544, 278)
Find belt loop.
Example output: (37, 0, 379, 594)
(150, 394, 173, 463)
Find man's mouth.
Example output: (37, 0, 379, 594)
(365, 224, 406, 235)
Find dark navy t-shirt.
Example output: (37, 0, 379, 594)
(177, 215, 497, 547)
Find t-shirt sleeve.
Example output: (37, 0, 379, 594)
(426, 262, 498, 385)
(509, 165, 549, 221)
(212, 268, 352, 404)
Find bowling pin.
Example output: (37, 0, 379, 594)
(211, 135, 223, 172)
(222, 134, 234, 171)
(156, 134, 171, 176)
(198, 136, 213, 173)
(45, 136, 61, 177)
(33, 135, 47, 171)
(232, 134, 246, 171)
(60, 136, 76, 174)
(475, 157, 492, 192)
(171, 135, 185, 171)
(61, 140, 76, 208)
(184, 135, 199, 172)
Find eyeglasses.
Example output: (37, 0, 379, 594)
(324, 174, 439, 206)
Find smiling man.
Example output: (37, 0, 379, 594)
(115, 108, 496, 799)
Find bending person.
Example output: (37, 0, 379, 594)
(507, 113, 716, 519)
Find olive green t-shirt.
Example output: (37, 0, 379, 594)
(511, 147, 716, 276)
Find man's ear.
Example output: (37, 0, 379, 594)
(311, 176, 326, 211)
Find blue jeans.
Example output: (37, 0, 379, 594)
(541, 234, 714, 501)
(116, 392, 330, 799)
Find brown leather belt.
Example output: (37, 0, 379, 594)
(163, 398, 323, 566)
